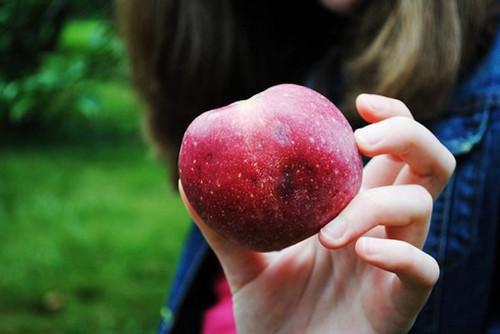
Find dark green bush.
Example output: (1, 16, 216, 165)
(0, 1, 127, 129)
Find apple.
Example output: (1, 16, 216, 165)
(178, 84, 362, 252)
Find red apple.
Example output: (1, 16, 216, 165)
(179, 84, 362, 252)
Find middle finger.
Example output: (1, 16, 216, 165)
(355, 116, 456, 198)
(319, 184, 433, 250)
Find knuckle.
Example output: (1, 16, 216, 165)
(390, 98, 411, 117)
(395, 242, 440, 288)
(420, 254, 441, 288)
(413, 185, 433, 215)
(434, 150, 456, 185)
(391, 115, 414, 128)
(444, 151, 457, 178)
(449, 152, 457, 170)
(428, 256, 441, 286)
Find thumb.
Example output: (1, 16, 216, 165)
(179, 180, 270, 293)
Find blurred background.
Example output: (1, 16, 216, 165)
(0, 1, 190, 332)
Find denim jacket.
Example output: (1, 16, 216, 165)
(159, 26, 500, 334)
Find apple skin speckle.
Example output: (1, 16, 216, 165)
(179, 84, 362, 252)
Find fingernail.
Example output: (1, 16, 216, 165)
(360, 94, 386, 111)
(321, 217, 347, 242)
(354, 126, 382, 146)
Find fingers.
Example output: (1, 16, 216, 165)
(179, 180, 270, 292)
(356, 94, 414, 123)
(355, 94, 455, 195)
(319, 185, 432, 249)
(355, 116, 456, 197)
(361, 154, 405, 189)
(355, 237, 439, 317)
(355, 237, 439, 288)
(356, 94, 411, 189)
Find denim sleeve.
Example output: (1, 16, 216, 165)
(158, 224, 210, 334)
(412, 102, 500, 333)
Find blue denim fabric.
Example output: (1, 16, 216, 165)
(158, 224, 208, 334)
(411, 26, 500, 333)
(159, 27, 500, 334)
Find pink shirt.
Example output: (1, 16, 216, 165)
(202, 274, 237, 334)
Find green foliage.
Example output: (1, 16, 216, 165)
(0, 0, 69, 80)
(0, 0, 111, 80)
(1, 20, 127, 127)
(0, 4, 188, 332)
(0, 1, 128, 129)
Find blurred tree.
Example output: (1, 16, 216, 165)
(0, 1, 68, 80)
(0, 0, 125, 130)
(0, 0, 112, 80)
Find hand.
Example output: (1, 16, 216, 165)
(179, 94, 456, 334)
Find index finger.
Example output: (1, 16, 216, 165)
(355, 117, 456, 198)
(356, 94, 413, 189)
(356, 94, 414, 123)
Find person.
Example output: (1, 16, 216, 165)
(117, 0, 500, 332)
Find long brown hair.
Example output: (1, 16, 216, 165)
(116, 0, 495, 174)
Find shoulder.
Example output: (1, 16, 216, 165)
(448, 23, 500, 109)
(431, 25, 500, 156)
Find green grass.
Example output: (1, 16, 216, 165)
(0, 136, 190, 333)
(0, 140, 190, 333)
